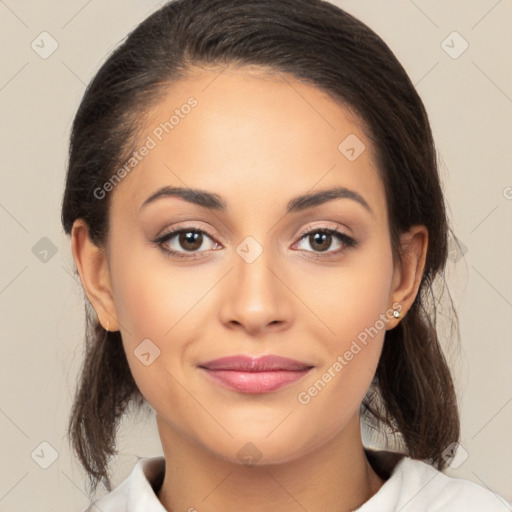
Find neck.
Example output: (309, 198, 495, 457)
(156, 413, 385, 512)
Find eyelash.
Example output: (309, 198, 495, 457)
(151, 225, 358, 261)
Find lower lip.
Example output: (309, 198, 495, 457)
(200, 368, 312, 393)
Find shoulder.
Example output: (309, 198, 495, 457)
(359, 451, 511, 512)
(81, 456, 166, 512)
(396, 457, 510, 510)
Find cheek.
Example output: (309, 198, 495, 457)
(306, 236, 394, 348)
(108, 248, 218, 400)
(299, 238, 394, 401)
(110, 244, 213, 342)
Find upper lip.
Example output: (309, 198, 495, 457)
(199, 355, 313, 372)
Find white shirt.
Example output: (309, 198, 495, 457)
(82, 453, 511, 511)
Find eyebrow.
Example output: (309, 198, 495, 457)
(139, 185, 373, 216)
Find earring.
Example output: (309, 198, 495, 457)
(393, 308, 401, 319)
(105, 320, 110, 332)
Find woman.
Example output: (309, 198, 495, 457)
(61, 0, 511, 510)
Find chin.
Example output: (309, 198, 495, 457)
(198, 430, 314, 468)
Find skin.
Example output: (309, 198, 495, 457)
(71, 65, 428, 511)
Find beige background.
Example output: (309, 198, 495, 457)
(0, 0, 511, 509)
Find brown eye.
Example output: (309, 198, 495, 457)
(295, 228, 357, 256)
(177, 231, 203, 251)
(308, 231, 333, 252)
(153, 227, 221, 259)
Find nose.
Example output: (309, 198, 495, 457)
(218, 242, 292, 336)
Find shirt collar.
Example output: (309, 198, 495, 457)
(126, 456, 167, 512)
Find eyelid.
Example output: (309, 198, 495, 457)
(155, 222, 219, 242)
(155, 221, 349, 244)
(152, 221, 357, 259)
(151, 224, 221, 261)
(292, 224, 357, 255)
(295, 221, 348, 239)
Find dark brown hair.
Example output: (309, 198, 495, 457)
(61, 0, 460, 495)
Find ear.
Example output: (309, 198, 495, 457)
(387, 224, 428, 329)
(70, 219, 120, 331)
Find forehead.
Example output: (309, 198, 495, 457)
(110, 65, 386, 221)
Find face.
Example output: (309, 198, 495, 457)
(87, 65, 412, 464)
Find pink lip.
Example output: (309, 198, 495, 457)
(198, 355, 313, 393)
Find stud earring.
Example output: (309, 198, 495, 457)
(393, 308, 401, 319)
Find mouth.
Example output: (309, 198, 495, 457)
(198, 354, 314, 394)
